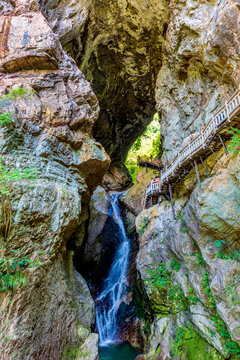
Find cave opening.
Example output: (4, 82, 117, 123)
(125, 113, 161, 182)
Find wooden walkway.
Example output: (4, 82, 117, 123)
(138, 158, 162, 170)
(144, 88, 240, 209)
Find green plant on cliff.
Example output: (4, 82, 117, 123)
(138, 216, 151, 234)
(193, 252, 206, 267)
(0, 159, 38, 290)
(201, 270, 240, 358)
(177, 211, 187, 233)
(146, 262, 189, 313)
(146, 262, 171, 291)
(169, 259, 181, 272)
(0, 158, 38, 240)
(227, 127, 240, 156)
(170, 322, 224, 360)
(125, 114, 161, 182)
(214, 240, 240, 262)
(0, 87, 34, 126)
(0, 250, 41, 292)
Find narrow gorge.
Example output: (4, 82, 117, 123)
(0, 0, 239, 360)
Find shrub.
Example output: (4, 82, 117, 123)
(169, 259, 181, 272)
(227, 127, 240, 156)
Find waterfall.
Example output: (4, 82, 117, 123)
(96, 192, 130, 347)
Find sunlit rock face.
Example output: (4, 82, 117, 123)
(136, 150, 240, 358)
(156, 0, 240, 164)
(0, 1, 110, 359)
(0, 0, 239, 358)
(41, 0, 169, 168)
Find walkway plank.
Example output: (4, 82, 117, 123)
(144, 88, 240, 209)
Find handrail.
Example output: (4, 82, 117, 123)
(161, 88, 240, 183)
(145, 88, 240, 202)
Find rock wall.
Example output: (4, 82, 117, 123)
(0, 1, 110, 359)
(41, 0, 169, 172)
(135, 149, 240, 359)
(156, 0, 240, 164)
(0, 0, 240, 359)
(121, 1, 240, 358)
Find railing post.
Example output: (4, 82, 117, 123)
(211, 147, 218, 162)
(218, 134, 228, 156)
(194, 159, 201, 185)
(225, 101, 230, 122)
(199, 156, 209, 177)
(169, 183, 176, 220)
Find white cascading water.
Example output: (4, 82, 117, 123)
(96, 192, 130, 347)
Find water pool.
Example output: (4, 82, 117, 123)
(99, 342, 141, 360)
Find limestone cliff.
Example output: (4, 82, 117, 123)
(41, 0, 169, 177)
(135, 149, 240, 359)
(0, 0, 240, 359)
(0, 1, 110, 359)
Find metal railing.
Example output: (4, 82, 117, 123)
(145, 88, 240, 200)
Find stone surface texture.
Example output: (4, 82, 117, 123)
(0, 0, 240, 359)
(41, 0, 169, 169)
(0, 1, 110, 359)
(136, 151, 240, 358)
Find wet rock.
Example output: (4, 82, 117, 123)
(76, 333, 99, 360)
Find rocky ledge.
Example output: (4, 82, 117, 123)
(0, 1, 110, 359)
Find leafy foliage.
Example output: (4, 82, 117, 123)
(214, 240, 240, 261)
(138, 216, 151, 234)
(0, 158, 38, 198)
(145, 261, 196, 313)
(0, 89, 39, 292)
(177, 211, 188, 233)
(146, 262, 171, 291)
(0, 87, 34, 126)
(215, 240, 225, 249)
(169, 259, 181, 272)
(227, 127, 240, 156)
(201, 270, 240, 358)
(0, 112, 13, 126)
(170, 322, 223, 360)
(125, 114, 161, 182)
(0, 250, 41, 292)
(193, 252, 206, 267)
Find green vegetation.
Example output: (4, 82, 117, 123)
(0, 88, 34, 126)
(0, 160, 37, 292)
(145, 261, 199, 313)
(223, 276, 240, 309)
(0, 88, 38, 292)
(177, 211, 187, 233)
(227, 127, 240, 156)
(138, 216, 151, 234)
(201, 270, 240, 358)
(170, 322, 224, 360)
(146, 262, 171, 291)
(214, 240, 240, 261)
(193, 252, 206, 267)
(169, 259, 181, 272)
(0, 250, 41, 292)
(125, 114, 161, 182)
(61, 343, 79, 360)
(146, 247, 239, 358)
(0, 158, 38, 243)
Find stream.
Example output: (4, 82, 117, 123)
(95, 192, 141, 359)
